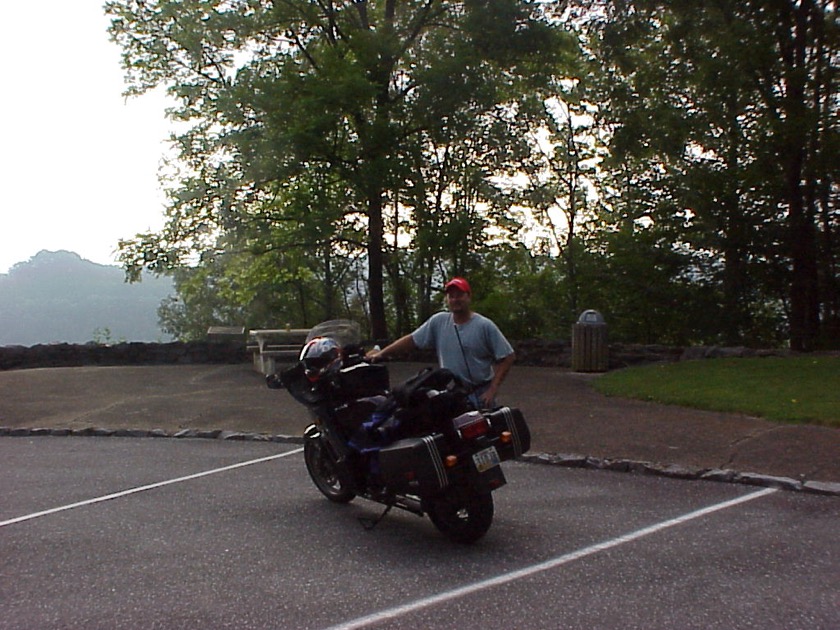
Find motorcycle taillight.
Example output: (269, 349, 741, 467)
(460, 420, 489, 440)
(453, 411, 489, 441)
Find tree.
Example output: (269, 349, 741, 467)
(157, 168, 370, 340)
(107, 0, 575, 338)
(515, 89, 607, 319)
(580, 0, 838, 348)
(761, 0, 838, 350)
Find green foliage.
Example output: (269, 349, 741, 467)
(107, 0, 577, 338)
(470, 245, 567, 339)
(584, 0, 838, 350)
(91, 327, 128, 345)
(106, 1, 837, 349)
(157, 229, 369, 341)
(594, 357, 840, 427)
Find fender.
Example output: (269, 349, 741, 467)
(305, 421, 353, 480)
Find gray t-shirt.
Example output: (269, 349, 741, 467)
(411, 312, 514, 386)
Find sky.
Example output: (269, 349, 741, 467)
(0, 1, 173, 274)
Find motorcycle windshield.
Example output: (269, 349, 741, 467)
(305, 320, 362, 347)
(281, 320, 369, 406)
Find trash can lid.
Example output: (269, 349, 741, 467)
(578, 309, 605, 324)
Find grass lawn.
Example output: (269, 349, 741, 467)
(593, 355, 840, 427)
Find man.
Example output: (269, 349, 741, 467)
(366, 277, 515, 408)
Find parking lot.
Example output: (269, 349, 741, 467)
(1, 437, 837, 629)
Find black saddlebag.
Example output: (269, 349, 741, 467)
(378, 434, 449, 494)
(334, 363, 390, 400)
(486, 407, 531, 459)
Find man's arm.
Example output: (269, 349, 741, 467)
(481, 351, 515, 407)
(365, 333, 418, 362)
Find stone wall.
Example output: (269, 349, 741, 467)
(0, 339, 792, 372)
(513, 340, 789, 369)
(0, 341, 248, 371)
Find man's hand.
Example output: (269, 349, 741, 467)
(365, 348, 384, 363)
(365, 334, 417, 364)
(480, 383, 499, 408)
(480, 353, 515, 407)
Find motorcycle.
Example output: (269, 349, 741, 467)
(267, 320, 530, 543)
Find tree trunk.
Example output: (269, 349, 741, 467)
(367, 192, 388, 339)
(789, 201, 821, 351)
(781, 0, 821, 351)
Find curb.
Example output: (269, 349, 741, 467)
(0, 426, 304, 445)
(518, 452, 840, 497)
(2, 426, 838, 497)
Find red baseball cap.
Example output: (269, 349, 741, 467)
(444, 277, 471, 294)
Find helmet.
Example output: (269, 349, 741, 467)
(299, 337, 341, 382)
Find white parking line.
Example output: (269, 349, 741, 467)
(329, 487, 778, 630)
(0, 447, 303, 528)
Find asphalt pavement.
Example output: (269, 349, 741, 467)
(1, 438, 838, 629)
(0, 362, 838, 489)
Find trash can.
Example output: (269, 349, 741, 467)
(572, 310, 608, 372)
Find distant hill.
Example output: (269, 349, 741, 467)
(0, 250, 174, 346)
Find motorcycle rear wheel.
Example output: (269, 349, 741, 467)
(304, 438, 356, 503)
(426, 489, 494, 544)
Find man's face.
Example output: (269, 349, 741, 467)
(446, 288, 471, 313)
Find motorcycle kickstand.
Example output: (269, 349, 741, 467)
(358, 504, 393, 531)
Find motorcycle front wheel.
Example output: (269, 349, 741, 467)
(426, 489, 494, 544)
(303, 438, 356, 503)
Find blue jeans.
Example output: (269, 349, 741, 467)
(468, 381, 495, 411)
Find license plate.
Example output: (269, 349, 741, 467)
(472, 446, 501, 473)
